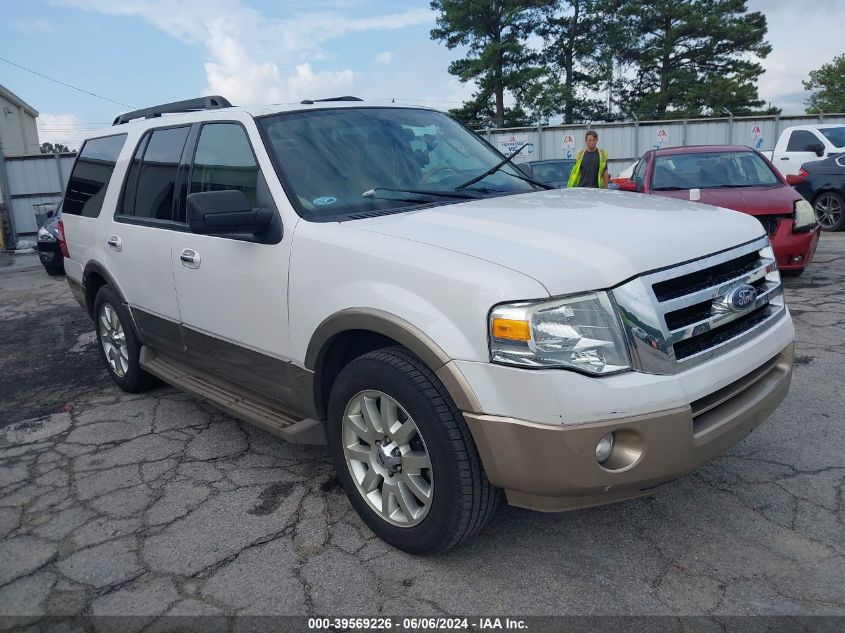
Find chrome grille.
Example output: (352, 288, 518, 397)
(611, 236, 785, 375)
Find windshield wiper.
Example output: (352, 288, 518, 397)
(362, 187, 481, 201)
(454, 144, 553, 191)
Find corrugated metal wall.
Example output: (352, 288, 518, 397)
(3, 153, 74, 241)
(484, 113, 845, 178)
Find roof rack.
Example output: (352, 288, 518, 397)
(299, 96, 363, 105)
(112, 95, 233, 125)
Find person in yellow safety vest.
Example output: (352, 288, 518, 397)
(567, 130, 609, 188)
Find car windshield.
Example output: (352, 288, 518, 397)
(258, 107, 539, 218)
(531, 161, 574, 184)
(819, 127, 845, 148)
(652, 151, 780, 190)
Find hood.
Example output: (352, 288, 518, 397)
(343, 188, 766, 296)
(653, 185, 798, 216)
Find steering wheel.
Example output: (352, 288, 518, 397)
(422, 165, 462, 183)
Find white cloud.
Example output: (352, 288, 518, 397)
(56, 0, 433, 104)
(37, 113, 102, 151)
(375, 52, 393, 64)
(747, 0, 845, 113)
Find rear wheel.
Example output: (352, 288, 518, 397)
(327, 347, 499, 554)
(94, 285, 157, 392)
(814, 191, 844, 231)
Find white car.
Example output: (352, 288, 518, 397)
(765, 123, 845, 177)
(59, 96, 795, 553)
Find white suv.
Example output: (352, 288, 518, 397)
(60, 96, 795, 553)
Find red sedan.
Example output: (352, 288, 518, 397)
(618, 145, 821, 274)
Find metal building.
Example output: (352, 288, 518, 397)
(0, 84, 42, 250)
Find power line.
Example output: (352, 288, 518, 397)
(0, 55, 133, 109)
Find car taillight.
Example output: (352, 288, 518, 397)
(799, 168, 810, 178)
(57, 220, 69, 258)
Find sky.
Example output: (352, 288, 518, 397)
(1, 0, 843, 151)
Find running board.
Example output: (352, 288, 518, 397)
(139, 346, 326, 445)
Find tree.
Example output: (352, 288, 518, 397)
(448, 90, 534, 128)
(803, 54, 845, 114)
(40, 142, 74, 154)
(431, 0, 554, 127)
(535, 0, 616, 123)
(612, 0, 771, 118)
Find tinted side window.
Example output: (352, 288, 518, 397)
(119, 135, 148, 215)
(633, 155, 648, 183)
(190, 124, 259, 213)
(62, 134, 127, 217)
(131, 126, 190, 220)
(786, 130, 821, 152)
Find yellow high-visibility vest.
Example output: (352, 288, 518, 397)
(567, 149, 608, 188)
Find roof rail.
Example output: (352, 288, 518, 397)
(300, 96, 364, 105)
(112, 95, 233, 125)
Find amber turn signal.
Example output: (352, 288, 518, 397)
(492, 318, 531, 341)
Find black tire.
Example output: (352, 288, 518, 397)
(44, 265, 64, 276)
(93, 285, 158, 393)
(327, 347, 500, 554)
(813, 191, 845, 231)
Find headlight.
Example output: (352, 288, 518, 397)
(489, 292, 631, 375)
(794, 199, 816, 231)
(37, 227, 57, 242)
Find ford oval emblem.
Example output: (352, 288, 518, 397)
(725, 284, 758, 312)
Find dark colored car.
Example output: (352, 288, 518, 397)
(37, 209, 64, 276)
(617, 145, 821, 274)
(792, 153, 845, 231)
(523, 159, 575, 188)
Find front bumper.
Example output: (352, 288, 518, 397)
(464, 343, 793, 512)
(771, 219, 820, 271)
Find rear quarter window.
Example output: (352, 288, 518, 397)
(62, 134, 127, 217)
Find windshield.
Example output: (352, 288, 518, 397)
(652, 151, 780, 190)
(258, 107, 539, 218)
(819, 127, 845, 148)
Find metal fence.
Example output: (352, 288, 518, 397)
(482, 113, 845, 178)
(0, 153, 74, 248)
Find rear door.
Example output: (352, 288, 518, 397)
(170, 118, 298, 405)
(105, 125, 190, 358)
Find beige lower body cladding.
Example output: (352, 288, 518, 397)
(464, 343, 794, 512)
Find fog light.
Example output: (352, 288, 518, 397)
(790, 255, 804, 263)
(595, 432, 614, 463)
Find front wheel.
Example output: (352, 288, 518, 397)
(814, 191, 844, 231)
(327, 347, 499, 554)
(94, 285, 157, 393)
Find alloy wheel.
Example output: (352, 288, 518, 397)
(814, 193, 842, 229)
(98, 303, 129, 378)
(341, 390, 434, 527)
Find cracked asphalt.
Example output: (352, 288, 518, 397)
(0, 235, 844, 627)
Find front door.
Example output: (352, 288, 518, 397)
(170, 119, 298, 406)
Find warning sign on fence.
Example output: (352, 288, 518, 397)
(563, 133, 576, 159)
(750, 125, 764, 150)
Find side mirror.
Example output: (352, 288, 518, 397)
(786, 173, 805, 186)
(617, 179, 639, 192)
(187, 190, 272, 235)
(806, 142, 825, 157)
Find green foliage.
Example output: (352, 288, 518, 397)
(535, 0, 615, 123)
(40, 142, 75, 154)
(610, 0, 771, 118)
(430, 0, 555, 126)
(803, 54, 845, 114)
(448, 92, 533, 128)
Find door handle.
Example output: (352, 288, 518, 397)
(780, 157, 789, 160)
(107, 236, 122, 252)
(180, 248, 201, 269)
